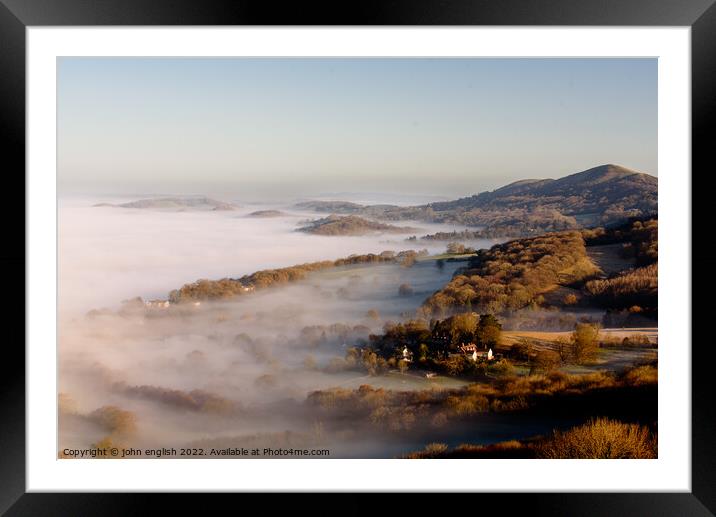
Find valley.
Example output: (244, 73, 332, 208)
(60, 165, 658, 459)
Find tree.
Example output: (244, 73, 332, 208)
(360, 349, 389, 376)
(572, 322, 600, 364)
(361, 349, 379, 375)
(89, 405, 137, 435)
(563, 293, 578, 305)
(447, 242, 466, 254)
(398, 283, 414, 296)
(555, 337, 572, 364)
(432, 312, 479, 351)
(303, 355, 318, 370)
(476, 314, 502, 349)
(418, 343, 430, 362)
(345, 347, 359, 368)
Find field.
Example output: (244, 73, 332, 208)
(587, 243, 636, 276)
(501, 328, 658, 375)
(502, 328, 658, 346)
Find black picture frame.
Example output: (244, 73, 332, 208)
(1, 0, 710, 514)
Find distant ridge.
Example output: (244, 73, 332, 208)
(94, 196, 239, 211)
(247, 209, 287, 218)
(296, 164, 657, 237)
(430, 164, 654, 207)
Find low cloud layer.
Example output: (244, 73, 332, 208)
(59, 197, 478, 316)
(59, 196, 500, 456)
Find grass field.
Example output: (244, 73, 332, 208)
(586, 243, 636, 276)
(502, 328, 657, 346)
(500, 328, 657, 374)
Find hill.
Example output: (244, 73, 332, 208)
(94, 197, 238, 211)
(293, 200, 366, 214)
(426, 164, 656, 226)
(298, 164, 657, 238)
(420, 216, 657, 324)
(420, 231, 599, 317)
(297, 215, 420, 236)
(247, 210, 287, 218)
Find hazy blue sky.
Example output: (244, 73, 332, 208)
(58, 58, 657, 201)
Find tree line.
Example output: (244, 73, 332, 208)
(169, 252, 403, 303)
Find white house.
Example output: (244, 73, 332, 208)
(459, 343, 477, 355)
(402, 346, 413, 362)
(145, 299, 170, 309)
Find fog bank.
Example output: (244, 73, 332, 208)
(59, 196, 496, 317)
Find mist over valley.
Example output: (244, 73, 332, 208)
(53, 153, 663, 463)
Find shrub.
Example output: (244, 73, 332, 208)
(303, 355, 318, 370)
(366, 309, 380, 320)
(510, 340, 533, 361)
(424, 442, 449, 455)
(90, 436, 126, 459)
(404, 442, 449, 458)
(563, 293, 578, 305)
(446, 394, 489, 416)
(533, 350, 561, 372)
(398, 283, 414, 296)
(536, 418, 657, 459)
(622, 334, 653, 347)
(88, 405, 137, 435)
(488, 358, 515, 376)
(585, 264, 657, 310)
(622, 365, 658, 386)
(405, 439, 532, 459)
(431, 412, 449, 428)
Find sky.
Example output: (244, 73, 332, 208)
(58, 58, 657, 201)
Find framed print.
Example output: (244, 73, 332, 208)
(1, 0, 711, 513)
